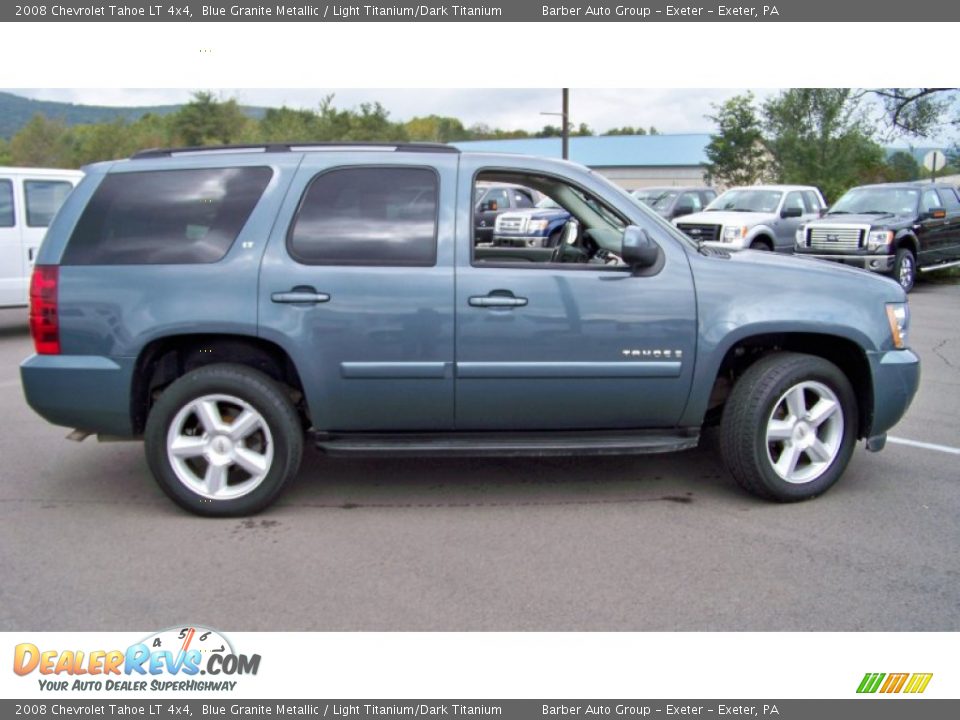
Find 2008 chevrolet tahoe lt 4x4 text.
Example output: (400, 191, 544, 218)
(20, 143, 920, 516)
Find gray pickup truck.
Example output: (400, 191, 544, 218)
(675, 185, 826, 252)
(20, 143, 918, 515)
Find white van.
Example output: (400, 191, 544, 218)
(1, 167, 83, 308)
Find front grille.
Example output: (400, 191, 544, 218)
(496, 215, 525, 234)
(676, 223, 721, 243)
(807, 226, 865, 250)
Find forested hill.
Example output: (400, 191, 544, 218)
(0, 91, 265, 138)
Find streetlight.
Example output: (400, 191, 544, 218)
(540, 88, 570, 160)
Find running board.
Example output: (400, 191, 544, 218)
(919, 259, 960, 273)
(314, 429, 699, 458)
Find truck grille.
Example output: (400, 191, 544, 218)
(676, 223, 721, 243)
(807, 226, 865, 250)
(496, 215, 526, 234)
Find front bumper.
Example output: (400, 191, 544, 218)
(866, 348, 920, 437)
(20, 354, 136, 437)
(492, 234, 548, 248)
(795, 252, 895, 273)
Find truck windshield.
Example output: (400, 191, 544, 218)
(707, 189, 782, 213)
(649, 191, 680, 210)
(828, 187, 919, 216)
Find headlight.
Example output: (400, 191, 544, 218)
(795, 225, 807, 246)
(527, 220, 549, 233)
(885, 303, 909, 349)
(722, 225, 746, 243)
(868, 230, 894, 250)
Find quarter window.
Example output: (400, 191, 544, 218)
(289, 167, 438, 266)
(63, 167, 272, 265)
(24, 180, 74, 227)
(0, 180, 13, 227)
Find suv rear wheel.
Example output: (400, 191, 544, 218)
(720, 352, 857, 502)
(145, 364, 303, 516)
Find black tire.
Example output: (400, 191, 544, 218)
(545, 229, 562, 248)
(892, 247, 916, 293)
(145, 364, 303, 516)
(749, 239, 772, 251)
(720, 352, 857, 502)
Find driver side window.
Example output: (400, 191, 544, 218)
(471, 171, 627, 268)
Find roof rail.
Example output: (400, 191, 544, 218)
(131, 142, 460, 159)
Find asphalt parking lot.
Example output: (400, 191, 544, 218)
(1, 281, 958, 632)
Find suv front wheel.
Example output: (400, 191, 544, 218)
(893, 247, 916, 293)
(145, 364, 304, 516)
(720, 352, 857, 502)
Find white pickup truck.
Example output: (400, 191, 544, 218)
(1, 166, 83, 308)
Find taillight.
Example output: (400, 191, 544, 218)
(29, 265, 60, 355)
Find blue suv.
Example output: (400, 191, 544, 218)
(21, 143, 920, 515)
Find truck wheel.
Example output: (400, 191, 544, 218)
(749, 239, 772, 251)
(892, 248, 916, 293)
(145, 364, 303, 516)
(720, 352, 857, 502)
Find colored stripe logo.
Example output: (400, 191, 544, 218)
(857, 672, 933, 694)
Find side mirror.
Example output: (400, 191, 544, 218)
(781, 206, 803, 218)
(930, 208, 947, 220)
(621, 226, 662, 269)
(672, 204, 695, 218)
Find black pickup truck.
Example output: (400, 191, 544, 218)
(794, 181, 960, 292)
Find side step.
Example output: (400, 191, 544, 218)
(919, 259, 960, 273)
(314, 429, 699, 458)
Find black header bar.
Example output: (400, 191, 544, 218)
(4, 0, 958, 22)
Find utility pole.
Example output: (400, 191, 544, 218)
(561, 88, 569, 160)
(540, 88, 571, 160)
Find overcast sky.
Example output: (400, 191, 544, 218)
(5, 88, 779, 135)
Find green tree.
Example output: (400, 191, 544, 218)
(10, 114, 75, 166)
(404, 115, 470, 143)
(704, 93, 770, 186)
(535, 125, 562, 138)
(170, 91, 250, 146)
(0, 138, 11, 165)
(763, 89, 885, 202)
(258, 107, 323, 142)
(870, 88, 959, 137)
(884, 151, 921, 182)
(604, 126, 647, 136)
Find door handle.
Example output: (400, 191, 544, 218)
(271, 289, 331, 304)
(469, 294, 528, 308)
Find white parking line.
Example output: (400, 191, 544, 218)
(888, 436, 960, 456)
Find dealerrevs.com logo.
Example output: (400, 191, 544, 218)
(13, 626, 260, 692)
(857, 672, 933, 694)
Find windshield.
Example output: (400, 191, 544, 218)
(708, 189, 782, 213)
(536, 196, 560, 209)
(649, 191, 680, 210)
(828, 187, 919, 216)
(631, 188, 667, 206)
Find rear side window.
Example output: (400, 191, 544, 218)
(937, 187, 960, 211)
(289, 167, 438, 266)
(63, 167, 272, 265)
(0, 180, 13, 227)
(802, 190, 822, 213)
(25, 180, 74, 227)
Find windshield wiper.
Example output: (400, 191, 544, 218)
(861, 210, 891, 215)
(826, 210, 849, 215)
